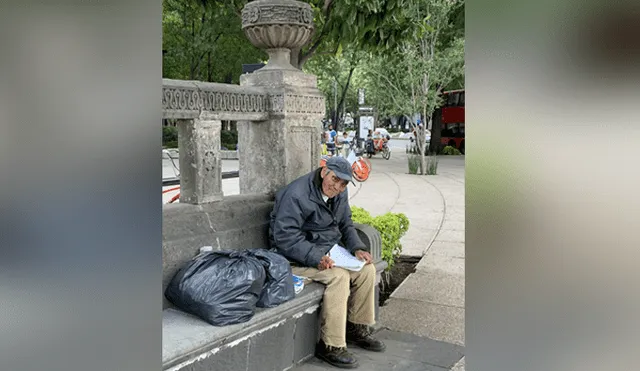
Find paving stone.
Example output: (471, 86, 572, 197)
(403, 212, 444, 230)
(444, 205, 465, 215)
(380, 299, 465, 346)
(291, 329, 462, 371)
(444, 195, 465, 205)
(416, 254, 465, 276)
(440, 220, 465, 231)
(391, 271, 464, 307)
(435, 229, 465, 243)
(401, 229, 437, 257)
(444, 211, 465, 222)
(426, 241, 465, 258)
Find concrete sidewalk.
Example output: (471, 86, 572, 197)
(348, 150, 465, 370)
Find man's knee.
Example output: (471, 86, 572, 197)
(331, 267, 351, 282)
(324, 268, 351, 298)
(325, 267, 351, 287)
(362, 262, 376, 278)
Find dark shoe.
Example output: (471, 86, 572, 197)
(346, 322, 386, 352)
(315, 340, 359, 369)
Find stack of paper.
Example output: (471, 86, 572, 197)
(328, 244, 365, 271)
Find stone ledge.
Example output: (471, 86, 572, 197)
(163, 282, 325, 369)
(220, 150, 239, 159)
(162, 78, 270, 121)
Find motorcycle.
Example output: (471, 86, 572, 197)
(365, 136, 391, 160)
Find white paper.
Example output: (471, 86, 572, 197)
(327, 244, 365, 271)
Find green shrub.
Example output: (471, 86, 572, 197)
(163, 141, 178, 149)
(440, 145, 462, 155)
(221, 142, 236, 150)
(221, 130, 238, 145)
(425, 155, 438, 175)
(407, 155, 420, 174)
(350, 206, 410, 270)
(163, 126, 178, 146)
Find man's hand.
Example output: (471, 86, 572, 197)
(317, 255, 335, 270)
(354, 250, 373, 264)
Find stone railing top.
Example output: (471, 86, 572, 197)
(162, 78, 324, 120)
(162, 79, 271, 120)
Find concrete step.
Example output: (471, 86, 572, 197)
(291, 328, 464, 371)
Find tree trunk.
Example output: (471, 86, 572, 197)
(430, 108, 443, 155)
(334, 67, 356, 132)
(419, 125, 427, 174)
(207, 51, 212, 81)
(190, 20, 196, 79)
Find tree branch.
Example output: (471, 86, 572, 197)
(322, 0, 333, 14)
(298, 39, 324, 67)
(298, 0, 335, 67)
(366, 68, 406, 113)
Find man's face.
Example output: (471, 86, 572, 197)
(321, 168, 348, 198)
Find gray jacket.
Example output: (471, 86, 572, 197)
(269, 168, 367, 267)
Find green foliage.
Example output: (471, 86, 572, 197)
(407, 154, 421, 174)
(440, 146, 461, 155)
(163, 126, 178, 146)
(425, 155, 439, 175)
(164, 141, 179, 149)
(162, 0, 464, 136)
(297, 0, 412, 67)
(220, 130, 237, 145)
(221, 129, 238, 150)
(319, 0, 411, 50)
(358, 0, 465, 125)
(163, 0, 266, 82)
(351, 206, 375, 225)
(351, 206, 410, 270)
(303, 48, 363, 124)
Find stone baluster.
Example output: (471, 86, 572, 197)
(177, 113, 223, 204)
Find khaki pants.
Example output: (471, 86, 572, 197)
(292, 263, 376, 348)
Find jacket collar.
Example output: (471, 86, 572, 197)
(309, 168, 329, 207)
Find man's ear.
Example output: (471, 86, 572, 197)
(320, 167, 328, 178)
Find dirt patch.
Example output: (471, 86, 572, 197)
(378, 256, 420, 306)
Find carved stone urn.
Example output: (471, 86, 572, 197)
(241, 0, 314, 70)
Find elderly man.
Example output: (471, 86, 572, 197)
(269, 156, 385, 369)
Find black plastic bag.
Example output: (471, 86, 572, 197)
(246, 249, 295, 308)
(165, 250, 266, 326)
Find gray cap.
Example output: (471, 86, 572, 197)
(325, 156, 355, 185)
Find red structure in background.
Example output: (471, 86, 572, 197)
(433, 89, 465, 153)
